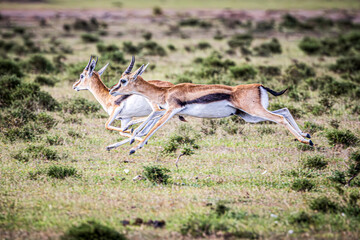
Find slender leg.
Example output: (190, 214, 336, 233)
(129, 109, 181, 154)
(272, 108, 311, 138)
(129, 110, 165, 144)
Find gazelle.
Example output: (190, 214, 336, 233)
(72, 56, 186, 150)
(109, 61, 313, 155)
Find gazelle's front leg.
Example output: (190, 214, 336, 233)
(129, 109, 165, 144)
(129, 108, 182, 155)
(272, 108, 311, 138)
(105, 109, 143, 141)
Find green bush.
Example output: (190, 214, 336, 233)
(81, 33, 99, 43)
(0, 75, 22, 108)
(229, 65, 257, 80)
(288, 211, 317, 226)
(122, 41, 141, 54)
(140, 41, 167, 56)
(13, 145, 60, 162)
(62, 220, 126, 240)
(255, 20, 275, 32)
(72, 18, 100, 31)
(96, 43, 119, 53)
(299, 37, 322, 55)
(167, 44, 176, 51)
(143, 166, 171, 184)
(280, 14, 301, 29)
(153, 6, 163, 16)
(46, 134, 65, 145)
(62, 97, 100, 114)
(34, 75, 57, 87)
(330, 150, 360, 186)
(142, 31, 152, 40)
(26, 54, 55, 74)
(179, 18, 212, 28)
(196, 41, 212, 50)
(0, 59, 24, 77)
(330, 56, 360, 74)
(254, 38, 282, 57)
(47, 165, 78, 179)
(258, 66, 281, 77)
(227, 33, 253, 48)
(303, 155, 328, 170)
(284, 62, 316, 84)
(309, 196, 339, 213)
(291, 178, 315, 192)
(104, 51, 126, 64)
(326, 129, 358, 147)
(303, 121, 324, 134)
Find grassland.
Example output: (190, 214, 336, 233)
(1, 7, 360, 240)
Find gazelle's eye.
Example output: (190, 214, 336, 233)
(121, 79, 127, 84)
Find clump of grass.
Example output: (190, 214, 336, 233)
(329, 150, 360, 186)
(167, 44, 176, 51)
(229, 65, 257, 80)
(122, 41, 141, 54)
(143, 166, 171, 184)
(61, 220, 126, 240)
(142, 31, 152, 41)
(36, 112, 58, 129)
(303, 121, 324, 134)
(196, 41, 212, 50)
(13, 144, 60, 162)
(140, 41, 167, 56)
(46, 134, 65, 145)
(303, 155, 328, 170)
(288, 211, 318, 226)
(67, 129, 83, 139)
(227, 33, 253, 49)
(62, 97, 100, 114)
(325, 129, 358, 147)
(104, 51, 126, 64)
(254, 38, 282, 56)
(330, 56, 360, 74)
(96, 43, 119, 53)
(299, 37, 322, 55)
(47, 165, 78, 179)
(81, 33, 99, 43)
(258, 126, 275, 135)
(291, 178, 315, 192)
(153, 6, 163, 16)
(162, 125, 199, 157)
(34, 75, 57, 87)
(179, 18, 212, 29)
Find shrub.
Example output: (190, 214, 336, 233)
(142, 31, 152, 41)
(255, 20, 275, 32)
(167, 44, 176, 51)
(143, 166, 171, 184)
(62, 221, 126, 240)
(330, 56, 360, 74)
(179, 18, 212, 28)
(34, 75, 57, 87)
(229, 65, 257, 80)
(105, 51, 126, 64)
(329, 170, 347, 185)
(331, 150, 360, 186)
(36, 112, 57, 129)
(72, 18, 99, 32)
(122, 41, 141, 54)
(153, 6, 163, 16)
(26, 54, 55, 74)
(62, 97, 100, 114)
(47, 165, 78, 179)
(0, 75, 22, 108)
(227, 33, 253, 48)
(140, 41, 167, 56)
(0, 59, 24, 77)
(309, 196, 339, 213)
(288, 211, 317, 226)
(162, 127, 199, 156)
(81, 33, 99, 43)
(96, 43, 119, 53)
(254, 38, 282, 56)
(284, 62, 316, 84)
(326, 129, 358, 147)
(196, 41, 212, 50)
(303, 121, 324, 134)
(13, 145, 60, 161)
(303, 155, 328, 170)
(291, 178, 315, 192)
(258, 66, 281, 77)
(299, 37, 322, 55)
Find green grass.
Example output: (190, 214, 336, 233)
(1, 0, 360, 10)
(1, 7, 360, 240)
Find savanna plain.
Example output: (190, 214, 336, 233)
(1, 1, 360, 239)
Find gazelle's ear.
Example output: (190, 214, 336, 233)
(98, 63, 109, 76)
(132, 64, 144, 81)
(88, 57, 98, 77)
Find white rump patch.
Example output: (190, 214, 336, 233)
(260, 86, 269, 109)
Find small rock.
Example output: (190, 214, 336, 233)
(133, 218, 143, 226)
(121, 220, 130, 226)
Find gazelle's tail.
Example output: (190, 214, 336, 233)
(262, 86, 287, 96)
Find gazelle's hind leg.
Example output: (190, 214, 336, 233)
(237, 105, 313, 146)
(272, 108, 311, 138)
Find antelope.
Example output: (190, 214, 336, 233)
(109, 60, 313, 155)
(72, 56, 186, 150)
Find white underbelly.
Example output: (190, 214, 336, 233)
(179, 101, 236, 118)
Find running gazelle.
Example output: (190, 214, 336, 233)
(72, 56, 186, 150)
(109, 60, 313, 155)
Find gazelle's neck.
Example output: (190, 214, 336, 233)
(88, 73, 113, 113)
(134, 79, 166, 104)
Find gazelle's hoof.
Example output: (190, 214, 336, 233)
(306, 133, 311, 139)
(130, 139, 135, 145)
(309, 140, 314, 146)
(106, 146, 112, 151)
(129, 149, 136, 155)
(130, 128, 134, 133)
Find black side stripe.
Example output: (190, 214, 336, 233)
(176, 93, 231, 107)
(114, 95, 131, 105)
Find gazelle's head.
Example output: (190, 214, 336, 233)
(109, 56, 148, 96)
(72, 56, 109, 91)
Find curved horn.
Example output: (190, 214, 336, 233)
(95, 57, 98, 67)
(98, 63, 109, 76)
(132, 64, 144, 80)
(139, 63, 149, 76)
(85, 56, 92, 70)
(124, 56, 135, 74)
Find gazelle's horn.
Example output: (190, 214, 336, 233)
(124, 56, 135, 74)
(95, 57, 98, 67)
(132, 64, 144, 80)
(139, 63, 149, 76)
(85, 56, 92, 70)
(98, 63, 109, 76)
